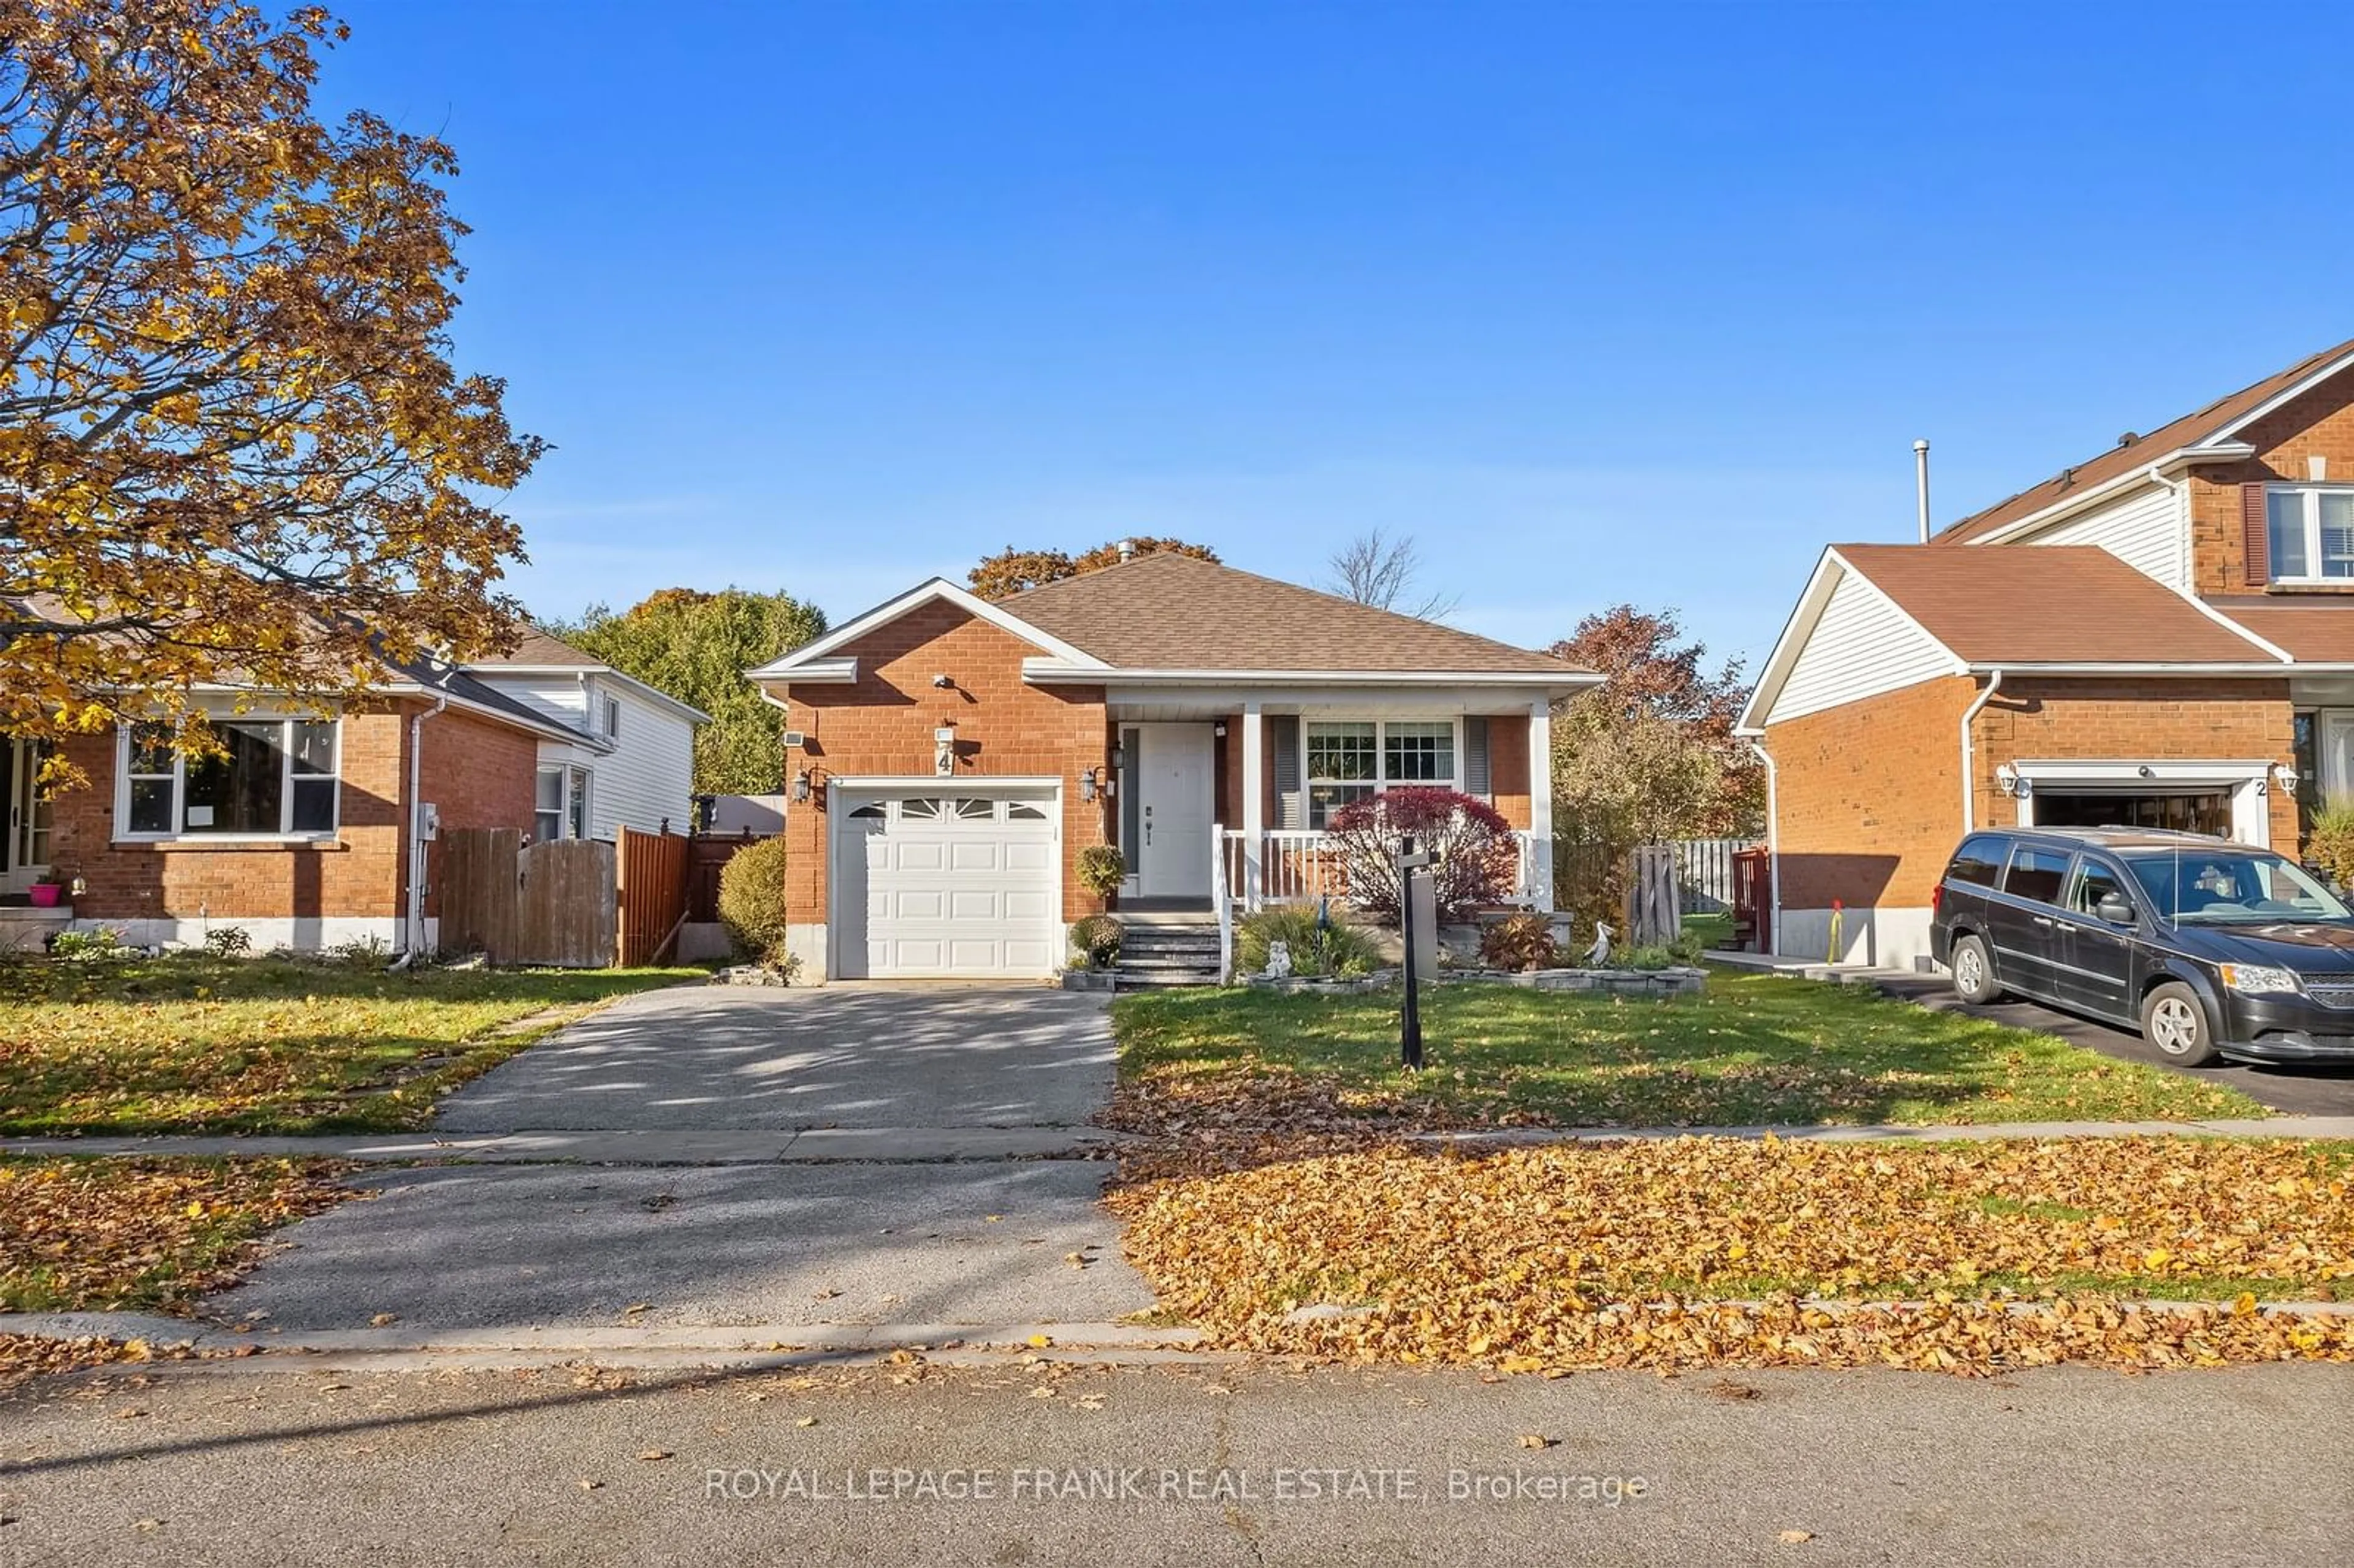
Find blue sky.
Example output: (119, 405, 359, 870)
(322, 1, 2354, 671)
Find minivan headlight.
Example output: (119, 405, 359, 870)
(2219, 964, 2302, 995)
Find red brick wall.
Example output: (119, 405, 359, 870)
(783, 603, 1110, 926)
(1764, 674, 2300, 913)
(418, 708, 540, 916)
(2190, 376, 2354, 595)
(49, 704, 411, 924)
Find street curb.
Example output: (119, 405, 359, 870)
(0, 1127, 1140, 1166)
(1407, 1116, 2354, 1146)
(0, 1313, 1206, 1368)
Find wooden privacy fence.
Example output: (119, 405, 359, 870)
(615, 825, 692, 967)
(437, 829, 615, 968)
(1556, 835, 1761, 919)
(437, 826, 695, 968)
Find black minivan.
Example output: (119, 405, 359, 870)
(1929, 826, 2354, 1067)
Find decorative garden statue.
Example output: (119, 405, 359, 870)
(1583, 923, 1613, 967)
(1265, 938, 1293, 979)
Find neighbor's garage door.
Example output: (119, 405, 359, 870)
(832, 790, 1058, 978)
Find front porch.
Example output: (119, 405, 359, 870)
(1105, 698, 1557, 978)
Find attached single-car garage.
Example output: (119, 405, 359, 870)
(829, 785, 1060, 978)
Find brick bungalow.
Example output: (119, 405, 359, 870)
(1740, 337, 2354, 967)
(1, 628, 703, 955)
(745, 551, 1594, 981)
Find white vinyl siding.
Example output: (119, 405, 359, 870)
(483, 676, 591, 728)
(2032, 483, 2188, 588)
(1766, 570, 1956, 725)
(530, 683, 695, 840)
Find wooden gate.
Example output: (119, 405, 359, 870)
(615, 826, 691, 967)
(436, 828, 618, 967)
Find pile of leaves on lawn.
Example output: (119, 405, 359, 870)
(1, 1157, 356, 1314)
(1107, 1135, 2354, 1374)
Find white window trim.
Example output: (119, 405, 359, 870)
(535, 764, 595, 841)
(2005, 758, 2274, 848)
(1302, 717, 1464, 829)
(2265, 483, 2354, 585)
(113, 717, 342, 843)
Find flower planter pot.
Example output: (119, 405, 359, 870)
(27, 883, 63, 908)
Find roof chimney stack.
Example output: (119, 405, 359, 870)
(1913, 440, 1932, 544)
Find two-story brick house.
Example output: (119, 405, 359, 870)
(1740, 338, 2354, 967)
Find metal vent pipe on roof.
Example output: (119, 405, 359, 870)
(1914, 440, 1932, 543)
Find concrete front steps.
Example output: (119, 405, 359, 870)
(1113, 915, 1222, 991)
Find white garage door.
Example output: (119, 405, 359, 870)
(832, 790, 1059, 978)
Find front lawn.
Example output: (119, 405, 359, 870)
(0, 956, 700, 1136)
(1111, 970, 2268, 1131)
(1108, 1135, 2354, 1371)
(1, 1155, 356, 1313)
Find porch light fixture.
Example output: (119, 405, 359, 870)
(1995, 763, 2019, 796)
(793, 768, 812, 804)
(2274, 763, 2302, 792)
(1110, 743, 1126, 771)
(1080, 767, 1100, 803)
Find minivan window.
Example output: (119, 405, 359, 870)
(2002, 846, 2073, 905)
(2120, 847, 2354, 926)
(1946, 835, 2006, 888)
(2068, 860, 2131, 919)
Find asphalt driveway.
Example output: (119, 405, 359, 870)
(1873, 973, 2354, 1116)
(434, 984, 1118, 1132)
(202, 984, 1155, 1338)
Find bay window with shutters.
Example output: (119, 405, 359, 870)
(116, 717, 340, 839)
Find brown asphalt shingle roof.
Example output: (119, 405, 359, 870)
(2204, 599, 2354, 664)
(999, 552, 1585, 675)
(1833, 544, 2277, 664)
(463, 626, 604, 668)
(1938, 337, 2354, 544)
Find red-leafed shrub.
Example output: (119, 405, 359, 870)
(1327, 787, 1513, 923)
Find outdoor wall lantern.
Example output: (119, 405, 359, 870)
(793, 768, 812, 804)
(1995, 763, 2019, 796)
(2274, 763, 2302, 792)
(1080, 767, 1100, 803)
(1110, 742, 1126, 771)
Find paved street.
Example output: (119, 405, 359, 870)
(1872, 973, 2354, 1117)
(193, 986, 1150, 1342)
(4, 1360, 2348, 1566)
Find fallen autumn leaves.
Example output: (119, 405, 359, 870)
(0, 1156, 356, 1314)
(1108, 1135, 2354, 1374)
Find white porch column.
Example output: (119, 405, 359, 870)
(1241, 702, 1265, 909)
(1527, 698, 1555, 910)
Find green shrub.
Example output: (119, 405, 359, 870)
(1069, 914, 1123, 970)
(1478, 911, 1559, 971)
(49, 927, 126, 961)
(2308, 797, 2354, 890)
(326, 935, 391, 970)
(717, 834, 793, 966)
(1620, 944, 1679, 971)
(1237, 904, 1382, 978)
(1077, 845, 1126, 901)
(202, 926, 253, 959)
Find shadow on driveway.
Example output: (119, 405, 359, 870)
(1872, 973, 2354, 1117)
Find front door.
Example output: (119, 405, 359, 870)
(4, 737, 53, 895)
(1135, 724, 1214, 899)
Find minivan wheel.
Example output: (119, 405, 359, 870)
(2141, 982, 2222, 1067)
(1950, 934, 2001, 1005)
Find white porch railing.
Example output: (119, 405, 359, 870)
(1217, 828, 1553, 914)
(1209, 819, 1233, 983)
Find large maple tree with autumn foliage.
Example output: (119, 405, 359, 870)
(0, 1, 541, 745)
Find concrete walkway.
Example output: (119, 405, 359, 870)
(9, 1114, 2351, 1167)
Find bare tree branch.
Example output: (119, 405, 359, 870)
(1322, 529, 1460, 622)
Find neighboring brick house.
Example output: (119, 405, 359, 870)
(745, 551, 1593, 981)
(1741, 338, 2354, 967)
(1, 628, 704, 954)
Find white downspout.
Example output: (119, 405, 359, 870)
(1959, 671, 2003, 834)
(392, 696, 447, 968)
(1746, 738, 1780, 954)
